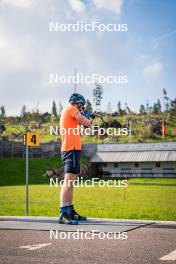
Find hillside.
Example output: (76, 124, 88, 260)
(1, 112, 176, 143)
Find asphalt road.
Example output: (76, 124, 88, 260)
(0, 223, 176, 264)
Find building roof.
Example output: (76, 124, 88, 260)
(90, 151, 176, 163)
(96, 142, 176, 152)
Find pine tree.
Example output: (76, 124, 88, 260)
(139, 104, 146, 114)
(152, 99, 161, 114)
(157, 99, 161, 112)
(0, 106, 6, 117)
(170, 98, 176, 115)
(117, 101, 123, 115)
(20, 105, 27, 118)
(58, 102, 63, 117)
(162, 88, 170, 111)
(52, 101, 58, 118)
(125, 102, 131, 115)
(93, 83, 103, 110)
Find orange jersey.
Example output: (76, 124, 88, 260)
(60, 104, 81, 151)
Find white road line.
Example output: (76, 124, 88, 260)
(160, 250, 176, 261)
(19, 243, 51, 251)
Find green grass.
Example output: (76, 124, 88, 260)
(0, 157, 176, 220)
(6, 125, 25, 133)
(0, 157, 61, 185)
(0, 183, 175, 220)
(40, 135, 57, 142)
(0, 157, 89, 186)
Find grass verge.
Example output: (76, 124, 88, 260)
(0, 182, 176, 220)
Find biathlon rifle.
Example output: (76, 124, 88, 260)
(81, 109, 104, 122)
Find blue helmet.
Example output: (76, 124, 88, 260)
(69, 93, 86, 106)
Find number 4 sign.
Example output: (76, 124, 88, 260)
(23, 132, 40, 216)
(23, 132, 40, 147)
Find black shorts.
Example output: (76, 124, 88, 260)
(61, 150, 81, 174)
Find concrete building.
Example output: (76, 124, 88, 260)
(90, 142, 176, 178)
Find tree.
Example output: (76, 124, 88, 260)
(125, 102, 131, 115)
(58, 102, 63, 117)
(40, 112, 51, 123)
(152, 103, 158, 114)
(170, 98, 176, 115)
(93, 83, 103, 110)
(52, 101, 57, 118)
(157, 99, 162, 112)
(0, 106, 6, 117)
(148, 106, 153, 114)
(117, 101, 123, 115)
(20, 105, 27, 118)
(85, 99, 93, 112)
(162, 88, 170, 111)
(170, 98, 176, 109)
(139, 104, 146, 114)
(146, 100, 149, 114)
(35, 101, 40, 114)
(152, 99, 161, 114)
